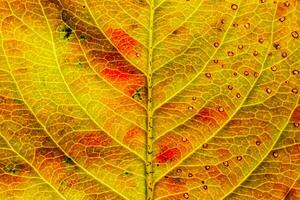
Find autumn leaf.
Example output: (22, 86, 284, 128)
(0, 0, 300, 200)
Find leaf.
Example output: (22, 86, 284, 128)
(0, 0, 300, 200)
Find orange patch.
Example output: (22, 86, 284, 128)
(193, 107, 228, 128)
(107, 28, 138, 56)
(77, 132, 111, 146)
(292, 106, 300, 122)
(123, 127, 143, 144)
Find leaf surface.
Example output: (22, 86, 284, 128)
(0, 0, 300, 200)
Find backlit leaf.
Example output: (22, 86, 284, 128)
(0, 0, 300, 199)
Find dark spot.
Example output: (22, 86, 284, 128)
(273, 43, 280, 49)
(188, 173, 193, 177)
(227, 51, 234, 56)
(284, 1, 290, 7)
(202, 143, 208, 148)
(205, 73, 211, 78)
(62, 26, 72, 40)
(63, 156, 75, 165)
(256, 140, 261, 146)
(291, 31, 299, 39)
(203, 185, 208, 190)
(272, 151, 279, 158)
(4, 164, 17, 174)
(238, 44, 243, 49)
(281, 51, 287, 58)
(79, 34, 87, 42)
(279, 16, 286, 22)
(231, 4, 238, 10)
(236, 93, 241, 98)
(213, 42, 219, 48)
(253, 51, 259, 56)
(292, 70, 299, 75)
(183, 193, 189, 199)
(205, 165, 210, 170)
(237, 156, 242, 161)
(271, 65, 277, 71)
(266, 88, 272, 94)
(228, 85, 233, 90)
(292, 88, 298, 94)
(244, 71, 249, 76)
(223, 161, 229, 167)
(258, 38, 264, 43)
(132, 88, 146, 101)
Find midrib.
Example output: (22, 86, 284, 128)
(146, 0, 155, 199)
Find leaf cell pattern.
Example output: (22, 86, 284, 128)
(0, 0, 300, 200)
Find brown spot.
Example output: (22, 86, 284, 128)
(292, 88, 298, 94)
(291, 31, 299, 39)
(258, 38, 264, 43)
(266, 88, 272, 94)
(223, 161, 229, 167)
(272, 151, 279, 158)
(205, 73, 212, 78)
(236, 93, 241, 98)
(273, 43, 281, 49)
(227, 51, 234, 56)
(228, 85, 233, 90)
(279, 16, 286, 22)
(231, 4, 238, 10)
(244, 23, 250, 29)
(237, 156, 242, 161)
(271, 65, 277, 71)
(292, 70, 299, 75)
(281, 51, 287, 58)
(213, 42, 219, 48)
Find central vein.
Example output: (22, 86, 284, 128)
(146, 0, 155, 199)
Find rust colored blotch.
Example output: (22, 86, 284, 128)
(276, 2, 288, 17)
(101, 68, 129, 81)
(155, 147, 181, 164)
(292, 106, 300, 123)
(193, 107, 228, 128)
(107, 28, 138, 56)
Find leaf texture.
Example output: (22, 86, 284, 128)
(0, 0, 300, 200)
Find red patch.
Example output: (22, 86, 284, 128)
(276, 2, 288, 17)
(101, 68, 129, 81)
(97, 52, 145, 96)
(107, 28, 138, 56)
(292, 106, 300, 122)
(193, 107, 227, 128)
(155, 147, 181, 164)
